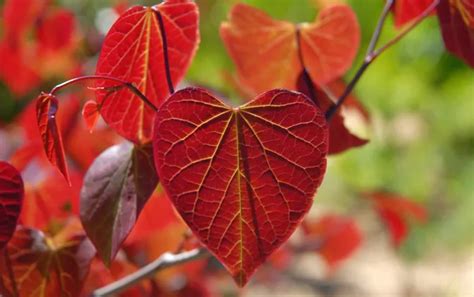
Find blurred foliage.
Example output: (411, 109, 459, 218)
(1, 0, 472, 260)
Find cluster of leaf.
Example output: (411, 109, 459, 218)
(0, 0, 472, 295)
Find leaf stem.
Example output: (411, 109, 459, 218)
(325, 0, 440, 120)
(92, 248, 209, 297)
(154, 10, 175, 95)
(50, 75, 158, 112)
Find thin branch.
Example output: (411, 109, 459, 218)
(50, 75, 158, 112)
(154, 9, 175, 95)
(326, 0, 439, 120)
(92, 248, 210, 297)
(366, 0, 395, 56)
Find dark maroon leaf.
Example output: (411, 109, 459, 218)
(80, 142, 159, 265)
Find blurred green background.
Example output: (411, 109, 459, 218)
(1, 0, 473, 263)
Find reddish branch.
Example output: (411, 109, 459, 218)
(326, 0, 440, 120)
(154, 9, 175, 95)
(50, 75, 158, 112)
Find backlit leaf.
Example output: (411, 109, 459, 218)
(82, 100, 100, 133)
(36, 9, 76, 51)
(437, 0, 474, 67)
(35, 92, 71, 185)
(153, 87, 329, 286)
(0, 42, 41, 96)
(392, 0, 435, 27)
(20, 171, 82, 230)
(299, 4, 361, 85)
(220, 3, 360, 95)
(0, 220, 95, 297)
(0, 162, 24, 250)
(302, 215, 362, 269)
(95, 0, 200, 144)
(80, 142, 158, 265)
(1, 0, 46, 42)
(367, 192, 427, 247)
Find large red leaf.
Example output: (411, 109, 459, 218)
(0, 220, 95, 297)
(220, 3, 360, 95)
(297, 73, 369, 154)
(80, 142, 158, 265)
(153, 87, 329, 286)
(95, 0, 200, 144)
(367, 192, 427, 247)
(392, 0, 435, 27)
(0, 162, 24, 250)
(437, 0, 474, 67)
(35, 93, 71, 185)
(302, 215, 362, 269)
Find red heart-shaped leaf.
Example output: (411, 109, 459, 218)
(95, 0, 200, 144)
(36, 92, 71, 185)
(0, 162, 24, 250)
(220, 3, 360, 95)
(153, 87, 329, 286)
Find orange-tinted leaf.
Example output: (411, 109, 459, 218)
(302, 215, 362, 269)
(220, 3, 298, 94)
(392, 0, 435, 27)
(297, 73, 369, 154)
(220, 3, 360, 95)
(437, 0, 474, 67)
(80, 142, 158, 265)
(153, 87, 329, 286)
(0, 42, 41, 96)
(0, 221, 95, 297)
(299, 4, 361, 85)
(367, 192, 427, 247)
(65, 124, 121, 170)
(0, 162, 24, 250)
(123, 191, 209, 285)
(9, 142, 39, 173)
(35, 93, 71, 185)
(82, 100, 100, 133)
(125, 190, 181, 245)
(95, 0, 200, 144)
(20, 171, 82, 229)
